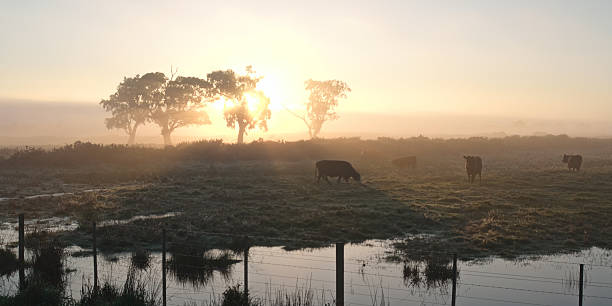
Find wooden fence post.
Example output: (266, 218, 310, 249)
(244, 245, 249, 295)
(18, 214, 25, 290)
(162, 228, 167, 306)
(452, 253, 457, 306)
(93, 222, 98, 291)
(336, 242, 344, 306)
(579, 263, 584, 306)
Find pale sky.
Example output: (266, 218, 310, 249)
(1, 0, 612, 123)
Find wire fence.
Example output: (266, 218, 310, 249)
(2, 214, 612, 306)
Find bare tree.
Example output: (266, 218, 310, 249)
(287, 79, 351, 139)
(207, 66, 271, 144)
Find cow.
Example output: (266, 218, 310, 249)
(392, 156, 417, 169)
(562, 154, 583, 172)
(464, 156, 482, 184)
(315, 160, 361, 184)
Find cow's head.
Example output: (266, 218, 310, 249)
(352, 171, 361, 182)
(562, 154, 569, 163)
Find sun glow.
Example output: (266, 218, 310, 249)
(255, 75, 285, 111)
(244, 92, 261, 113)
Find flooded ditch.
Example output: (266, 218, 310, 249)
(1, 218, 612, 306)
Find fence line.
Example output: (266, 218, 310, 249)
(3, 214, 612, 306)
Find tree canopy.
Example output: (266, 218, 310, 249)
(287, 79, 351, 139)
(207, 66, 271, 144)
(101, 67, 354, 145)
(100, 71, 213, 146)
(148, 73, 212, 146)
(99, 74, 158, 145)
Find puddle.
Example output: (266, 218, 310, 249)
(0, 217, 78, 245)
(1, 239, 611, 306)
(0, 213, 180, 245)
(0, 188, 106, 202)
(98, 212, 182, 227)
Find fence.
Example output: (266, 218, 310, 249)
(3, 214, 612, 306)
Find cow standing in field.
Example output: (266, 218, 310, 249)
(392, 156, 417, 169)
(563, 154, 583, 171)
(315, 160, 361, 184)
(464, 156, 482, 184)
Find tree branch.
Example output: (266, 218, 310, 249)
(282, 104, 311, 129)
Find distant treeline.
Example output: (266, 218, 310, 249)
(1, 135, 611, 168)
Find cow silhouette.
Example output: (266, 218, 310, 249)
(562, 154, 583, 172)
(464, 156, 482, 184)
(315, 160, 361, 184)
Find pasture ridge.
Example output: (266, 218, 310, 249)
(2, 135, 612, 168)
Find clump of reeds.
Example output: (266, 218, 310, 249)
(78, 267, 161, 306)
(131, 248, 151, 270)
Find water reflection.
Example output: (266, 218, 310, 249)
(0, 248, 18, 277)
(29, 238, 68, 289)
(2, 237, 612, 306)
(402, 257, 455, 290)
(167, 247, 240, 288)
(131, 248, 152, 270)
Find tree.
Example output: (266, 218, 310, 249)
(147, 71, 213, 146)
(100, 74, 156, 145)
(286, 79, 351, 139)
(207, 66, 271, 144)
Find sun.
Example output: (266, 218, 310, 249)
(243, 93, 261, 113)
(255, 75, 284, 111)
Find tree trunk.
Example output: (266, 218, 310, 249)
(127, 124, 139, 145)
(312, 121, 323, 139)
(161, 128, 172, 146)
(127, 132, 136, 145)
(237, 124, 246, 144)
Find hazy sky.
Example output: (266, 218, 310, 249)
(2, 0, 612, 121)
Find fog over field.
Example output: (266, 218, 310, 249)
(2, 2, 612, 305)
(2, 99, 610, 146)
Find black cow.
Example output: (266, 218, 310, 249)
(464, 156, 482, 184)
(562, 154, 583, 171)
(315, 160, 361, 184)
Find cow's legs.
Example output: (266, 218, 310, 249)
(324, 176, 331, 185)
(317, 175, 321, 184)
(337, 176, 342, 183)
(479, 173, 482, 185)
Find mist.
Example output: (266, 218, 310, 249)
(1, 99, 610, 146)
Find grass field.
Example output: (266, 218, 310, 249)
(1, 137, 612, 259)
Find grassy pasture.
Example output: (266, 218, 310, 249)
(1, 137, 612, 258)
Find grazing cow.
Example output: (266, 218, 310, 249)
(562, 154, 583, 171)
(315, 160, 361, 184)
(392, 156, 417, 169)
(463, 156, 482, 184)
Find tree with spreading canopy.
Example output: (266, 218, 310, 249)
(286, 79, 351, 139)
(207, 66, 271, 144)
(99, 74, 154, 145)
(147, 71, 212, 146)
